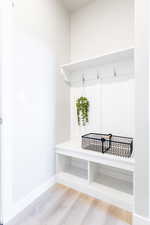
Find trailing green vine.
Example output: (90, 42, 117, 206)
(76, 96, 89, 126)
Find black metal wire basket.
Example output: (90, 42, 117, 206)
(82, 133, 133, 158)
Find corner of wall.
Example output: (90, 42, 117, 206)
(133, 213, 150, 225)
(4, 176, 56, 224)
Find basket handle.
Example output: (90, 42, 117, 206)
(101, 134, 112, 154)
(101, 138, 106, 153)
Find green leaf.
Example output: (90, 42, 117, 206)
(76, 96, 89, 126)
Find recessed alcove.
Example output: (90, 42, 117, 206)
(56, 0, 135, 213)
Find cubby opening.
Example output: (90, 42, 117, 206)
(57, 154, 88, 180)
(89, 162, 133, 195)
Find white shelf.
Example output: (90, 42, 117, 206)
(89, 161, 133, 195)
(56, 140, 135, 172)
(56, 153, 88, 179)
(56, 172, 88, 186)
(56, 172, 133, 211)
(56, 139, 134, 211)
(90, 182, 133, 211)
(61, 47, 134, 83)
(94, 174, 133, 195)
(66, 165, 88, 180)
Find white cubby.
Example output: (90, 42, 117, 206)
(56, 154, 88, 180)
(89, 162, 133, 195)
(56, 140, 134, 211)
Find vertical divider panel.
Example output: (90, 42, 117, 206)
(88, 161, 90, 184)
(56, 154, 62, 174)
(88, 161, 96, 184)
(56, 154, 67, 174)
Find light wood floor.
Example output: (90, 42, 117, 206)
(8, 184, 132, 225)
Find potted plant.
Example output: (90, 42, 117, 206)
(76, 96, 89, 126)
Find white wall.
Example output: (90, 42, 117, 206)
(71, 78, 134, 139)
(0, 3, 2, 221)
(70, 0, 134, 140)
(134, 0, 149, 219)
(2, 0, 70, 221)
(71, 0, 134, 61)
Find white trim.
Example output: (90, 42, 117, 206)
(56, 140, 135, 172)
(60, 47, 134, 83)
(56, 141, 134, 212)
(56, 172, 133, 212)
(5, 176, 56, 224)
(133, 213, 150, 225)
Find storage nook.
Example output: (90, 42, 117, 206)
(56, 0, 135, 213)
(57, 154, 88, 180)
(56, 139, 134, 211)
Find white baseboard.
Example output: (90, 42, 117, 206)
(5, 176, 56, 224)
(133, 213, 150, 225)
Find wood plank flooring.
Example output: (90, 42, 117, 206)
(7, 184, 132, 225)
